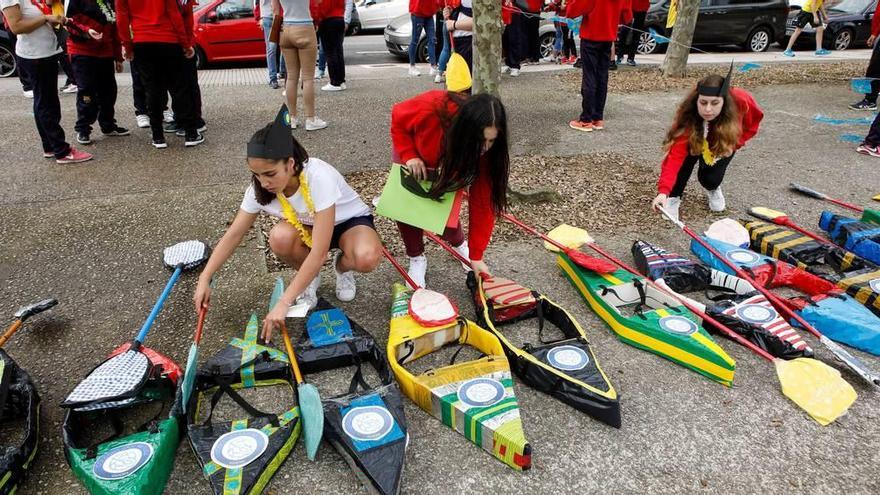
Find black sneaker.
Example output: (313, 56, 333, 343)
(163, 121, 180, 133)
(184, 132, 204, 147)
(76, 132, 92, 145)
(176, 124, 207, 137)
(627, 58, 636, 66)
(103, 126, 130, 137)
(609, 61, 618, 71)
(152, 137, 168, 149)
(849, 99, 877, 111)
(270, 80, 279, 89)
(615, 57, 622, 64)
(573, 58, 582, 68)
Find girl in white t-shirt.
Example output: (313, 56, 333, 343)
(193, 106, 381, 341)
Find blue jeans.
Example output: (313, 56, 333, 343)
(438, 22, 451, 72)
(262, 16, 287, 83)
(409, 15, 436, 66)
(317, 39, 326, 72)
(554, 24, 564, 52)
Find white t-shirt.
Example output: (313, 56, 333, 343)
(453, 0, 472, 38)
(240, 158, 371, 225)
(0, 0, 62, 59)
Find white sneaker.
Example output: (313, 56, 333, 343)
(282, 89, 287, 96)
(665, 197, 682, 223)
(408, 65, 421, 77)
(452, 242, 472, 272)
(295, 273, 321, 310)
(305, 117, 328, 131)
(434, 73, 444, 84)
(509, 68, 520, 77)
(23, 90, 34, 98)
(501, 65, 510, 74)
(135, 114, 150, 128)
(290, 116, 301, 129)
(163, 110, 174, 123)
(315, 69, 325, 80)
(429, 66, 438, 76)
(706, 188, 726, 212)
(407, 255, 427, 289)
(334, 252, 357, 302)
(60, 83, 78, 94)
(321, 82, 346, 91)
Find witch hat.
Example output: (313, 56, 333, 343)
(697, 61, 734, 97)
(247, 105, 294, 159)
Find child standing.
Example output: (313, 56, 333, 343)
(783, 0, 830, 57)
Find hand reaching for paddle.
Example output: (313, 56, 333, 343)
(470, 259, 491, 278)
(262, 301, 289, 342)
(651, 193, 668, 212)
(193, 279, 211, 313)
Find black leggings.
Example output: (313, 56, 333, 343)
(669, 152, 734, 198)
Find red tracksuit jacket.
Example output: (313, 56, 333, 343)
(116, 0, 193, 53)
(566, 0, 632, 42)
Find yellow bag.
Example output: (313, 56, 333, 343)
(445, 52, 471, 93)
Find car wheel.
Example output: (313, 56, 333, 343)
(637, 30, 659, 55)
(833, 28, 853, 51)
(746, 26, 772, 53)
(348, 22, 360, 36)
(417, 38, 428, 63)
(194, 46, 207, 70)
(539, 32, 555, 60)
(0, 43, 15, 78)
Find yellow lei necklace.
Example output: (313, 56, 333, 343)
(277, 171, 315, 248)
(701, 121, 717, 166)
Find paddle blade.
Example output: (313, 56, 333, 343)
(774, 358, 857, 426)
(565, 248, 617, 274)
(544, 224, 594, 252)
(270, 277, 285, 310)
(789, 183, 827, 200)
(704, 218, 750, 248)
(298, 383, 324, 460)
(873, 195, 880, 201)
(748, 207, 788, 224)
(163, 240, 210, 270)
(13, 298, 57, 321)
(180, 343, 198, 413)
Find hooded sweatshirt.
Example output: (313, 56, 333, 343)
(66, 0, 122, 60)
(116, 0, 192, 52)
(565, 0, 631, 42)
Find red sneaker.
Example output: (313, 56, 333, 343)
(592, 120, 605, 130)
(56, 148, 93, 164)
(569, 120, 594, 132)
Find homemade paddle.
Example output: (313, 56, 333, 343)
(1, 298, 57, 348)
(270, 278, 323, 461)
(380, 245, 460, 326)
(178, 305, 207, 415)
(789, 183, 879, 224)
(501, 218, 857, 425)
(62, 240, 210, 409)
(659, 208, 880, 388)
(500, 214, 616, 274)
(747, 207, 835, 246)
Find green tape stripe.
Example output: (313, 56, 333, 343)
(230, 338, 289, 363)
(466, 397, 518, 444)
(220, 420, 248, 495)
(240, 314, 259, 387)
(203, 409, 299, 478)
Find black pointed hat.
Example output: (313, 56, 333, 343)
(247, 105, 294, 159)
(697, 61, 734, 97)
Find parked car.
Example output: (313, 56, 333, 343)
(357, 0, 408, 32)
(0, 26, 15, 78)
(786, 0, 874, 51)
(384, 13, 556, 62)
(639, 0, 789, 55)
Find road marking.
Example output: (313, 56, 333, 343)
(356, 51, 391, 54)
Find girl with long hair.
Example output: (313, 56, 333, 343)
(651, 73, 764, 221)
(390, 90, 510, 287)
(194, 106, 381, 340)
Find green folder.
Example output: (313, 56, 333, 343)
(376, 164, 458, 234)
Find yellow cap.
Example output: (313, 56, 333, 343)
(445, 53, 472, 93)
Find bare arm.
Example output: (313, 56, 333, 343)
(2, 5, 59, 35)
(193, 209, 258, 311)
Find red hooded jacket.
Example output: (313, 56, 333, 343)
(566, 0, 631, 42)
(116, 0, 192, 52)
(871, 0, 880, 37)
(409, 0, 438, 17)
(311, 0, 346, 23)
(657, 88, 764, 195)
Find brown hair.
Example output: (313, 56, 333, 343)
(663, 75, 741, 158)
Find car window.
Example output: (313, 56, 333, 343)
(216, 0, 254, 20)
(828, 0, 872, 13)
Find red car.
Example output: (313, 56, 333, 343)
(192, 0, 266, 68)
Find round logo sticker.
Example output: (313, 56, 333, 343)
(342, 406, 394, 442)
(659, 316, 699, 336)
(210, 429, 269, 469)
(546, 345, 590, 371)
(457, 378, 505, 408)
(869, 278, 880, 294)
(735, 304, 777, 324)
(282, 110, 291, 127)
(726, 249, 760, 265)
(93, 442, 154, 480)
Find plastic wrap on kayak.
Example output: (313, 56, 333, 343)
(467, 272, 621, 428)
(819, 211, 880, 266)
(0, 349, 39, 495)
(796, 296, 880, 356)
(632, 240, 711, 293)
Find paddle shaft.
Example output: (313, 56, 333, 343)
(790, 183, 864, 213)
(0, 321, 22, 349)
(136, 265, 183, 344)
(777, 217, 837, 246)
(500, 211, 574, 254)
(381, 245, 422, 289)
(194, 305, 207, 345)
(280, 322, 305, 385)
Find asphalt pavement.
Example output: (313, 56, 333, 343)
(0, 49, 879, 494)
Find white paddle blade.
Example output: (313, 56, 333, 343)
(164, 240, 210, 270)
(704, 218, 750, 248)
(775, 358, 857, 426)
(62, 350, 149, 407)
(408, 289, 458, 327)
(544, 224, 594, 252)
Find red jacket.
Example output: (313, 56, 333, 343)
(872, 0, 880, 37)
(409, 0, 438, 17)
(657, 88, 764, 195)
(311, 0, 345, 23)
(116, 0, 192, 52)
(525, 0, 541, 13)
(390, 90, 496, 261)
(65, 0, 122, 60)
(633, 0, 649, 13)
(566, 0, 631, 42)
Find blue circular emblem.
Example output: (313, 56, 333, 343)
(93, 442, 153, 480)
(282, 110, 291, 127)
(342, 406, 394, 442)
(735, 304, 777, 324)
(546, 345, 590, 371)
(659, 316, 699, 336)
(726, 249, 760, 265)
(457, 378, 505, 408)
(210, 429, 269, 469)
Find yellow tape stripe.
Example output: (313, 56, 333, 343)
(839, 271, 880, 287)
(600, 272, 624, 285)
(771, 236, 812, 259)
(761, 230, 794, 254)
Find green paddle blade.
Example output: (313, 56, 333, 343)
(862, 209, 880, 225)
(774, 357, 857, 426)
(270, 277, 285, 310)
(298, 382, 324, 460)
(180, 343, 198, 413)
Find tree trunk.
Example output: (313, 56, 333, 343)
(471, 0, 503, 95)
(661, 0, 700, 78)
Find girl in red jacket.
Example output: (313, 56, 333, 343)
(390, 90, 510, 287)
(651, 71, 764, 222)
